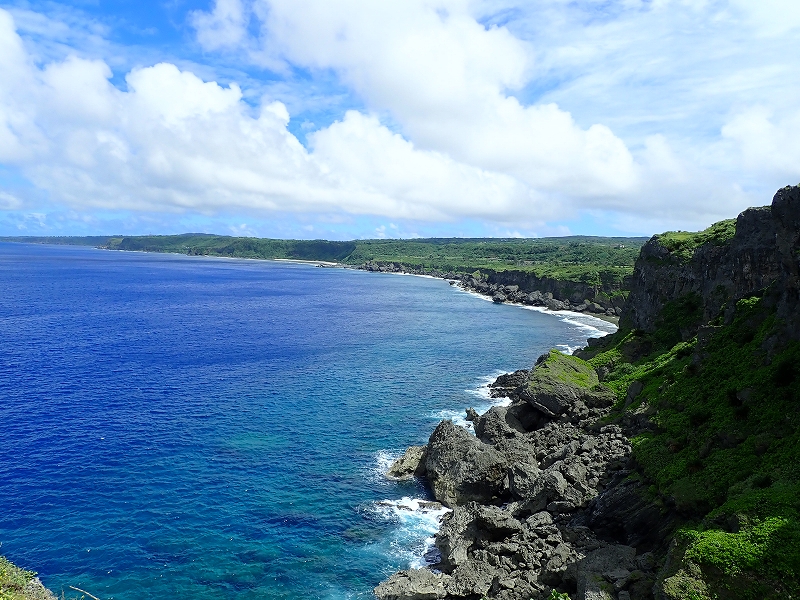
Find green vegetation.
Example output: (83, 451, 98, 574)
(0, 555, 34, 600)
(531, 349, 600, 390)
(655, 219, 737, 263)
(1, 233, 647, 290)
(582, 293, 800, 599)
(0, 556, 48, 600)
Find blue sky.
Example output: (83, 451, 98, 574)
(0, 0, 798, 239)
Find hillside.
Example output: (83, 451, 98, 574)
(377, 185, 800, 600)
(0, 234, 646, 294)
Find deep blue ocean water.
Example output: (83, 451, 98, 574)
(0, 242, 616, 599)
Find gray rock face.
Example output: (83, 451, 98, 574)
(623, 186, 800, 342)
(386, 445, 428, 479)
(425, 420, 509, 507)
(374, 569, 451, 600)
(378, 353, 662, 600)
(575, 545, 637, 600)
(474, 406, 526, 443)
(447, 559, 499, 597)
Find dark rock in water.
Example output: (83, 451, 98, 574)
(373, 569, 451, 600)
(465, 407, 479, 422)
(489, 370, 529, 400)
(492, 292, 507, 303)
(425, 420, 509, 507)
(386, 445, 428, 480)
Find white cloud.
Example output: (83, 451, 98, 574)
(0, 191, 22, 210)
(190, 0, 248, 51)
(191, 0, 795, 226)
(0, 8, 553, 227)
(4, 0, 800, 235)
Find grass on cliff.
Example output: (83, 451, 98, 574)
(583, 295, 800, 599)
(0, 556, 37, 600)
(654, 218, 737, 263)
(530, 350, 599, 390)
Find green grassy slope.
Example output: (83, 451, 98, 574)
(579, 294, 799, 599)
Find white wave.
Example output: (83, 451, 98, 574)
(452, 285, 495, 302)
(371, 497, 451, 569)
(429, 371, 514, 432)
(431, 408, 474, 431)
(375, 449, 401, 476)
(521, 305, 617, 337)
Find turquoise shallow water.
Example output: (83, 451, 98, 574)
(0, 243, 616, 599)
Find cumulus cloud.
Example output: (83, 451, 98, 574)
(0, 8, 550, 226)
(190, 0, 797, 225)
(3, 0, 800, 235)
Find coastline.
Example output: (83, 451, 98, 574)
(374, 345, 659, 600)
(375, 285, 620, 587)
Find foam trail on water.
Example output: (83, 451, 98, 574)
(431, 370, 513, 431)
(370, 497, 451, 568)
(375, 450, 400, 476)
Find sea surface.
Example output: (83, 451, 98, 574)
(0, 242, 616, 599)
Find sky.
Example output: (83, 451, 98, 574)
(0, 0, 798, 239)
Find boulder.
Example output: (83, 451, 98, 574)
(374, 569, 451, 600)
(386, 446, 428, 479)
(575, 545, 637, 600)
(435, 505, 479, 572)
(624, 381, 644, 408)
(446, 559, 500, 598)
(521, 350, 613, 417)
(546, 298, 567, 311)
(492, 292, 507, 303)
(425, 420, 509, 507)
(474, 406, 526, 444)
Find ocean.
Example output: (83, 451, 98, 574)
(0, 242, 616, 599)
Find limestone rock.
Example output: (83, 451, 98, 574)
(386, 445, 428, 480)
(446, 559, 499, 597)
(374, 569, 451, 600)
(425, 420, 509, 507)
(521, 351, 614, 417)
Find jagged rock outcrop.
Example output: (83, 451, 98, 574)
(374, 569, 451, 600)
(387, 446, 428, 479)
(520, 351, 615, 418)
(425, 420, 509, 507)
(359, 263, 627, 318)
(377, 187, 800, 600)
(378, 351, 654, 599)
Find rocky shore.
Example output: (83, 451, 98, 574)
(357, 262, 624, 321)
(375, 185, 800, 600)
(377, 350, 662, 600)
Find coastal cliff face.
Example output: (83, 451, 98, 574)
(358, 265, 629, 318)
(376, 186, 800, 600)
(623, 186, 800, 340)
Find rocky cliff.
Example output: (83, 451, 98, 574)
(623, 185, 800, 341)
(375, 186, 800, 600)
